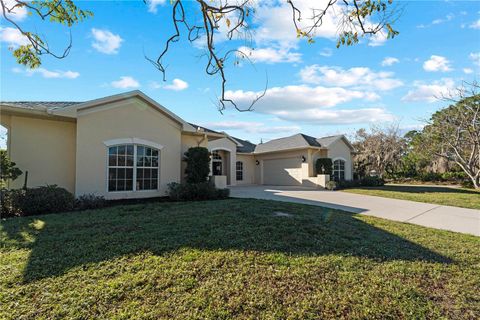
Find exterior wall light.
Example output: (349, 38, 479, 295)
(301, 156, 306, 162)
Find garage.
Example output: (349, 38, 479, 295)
(263, 157, 302, 185)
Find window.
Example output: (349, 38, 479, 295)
(236, 161, 243, 181)
(212, 150, 222, 176)
(332, 159, 345, 181)
(108, 144, 159, 192)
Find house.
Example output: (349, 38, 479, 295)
(0, 91, 354, 199)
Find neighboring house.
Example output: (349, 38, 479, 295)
(0, 91, 354, 199)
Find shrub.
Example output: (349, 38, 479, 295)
(360, 176, 385, 187)
(0, 188, 23, 218)
(184, 147, 211, 183)
(167, 182, 229, 201)
(21, 185, 75, 216)
(315, 158, 333, 176)
(325, 181, 337, 191)
(75, 194, 107, 210)
(1, 185, 75, 217)
(0, 150, 22, 188)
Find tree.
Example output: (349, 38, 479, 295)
(0, 149, 22, 187)
(0, 0, 93, 68)
(353, 124, 406, 178)
(184, 147, 211, 183)
(420, 83, 480, 189)
(2, 0, 400, 110)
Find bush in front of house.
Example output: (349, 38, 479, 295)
(75, 193, 107, 210)
(167, 182, 229, 201)
(315, 158, 333, 176)
(0, 185, 76, 218)
(184, 147, 211, 183)
(325, 181, 337, 191)
(336, 176, 385, 189)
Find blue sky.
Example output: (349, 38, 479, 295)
(1, 0, 479, 147)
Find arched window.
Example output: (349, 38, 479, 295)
(211, 150, 223, 176)
(332, 159, 345, 181)
(108, 144, 159, 192)
(236, 161, 243, 181)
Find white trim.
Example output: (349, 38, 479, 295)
(103, 138, 164, 150)
(332, 157, 347, 162)
(210, 147, 233, 153)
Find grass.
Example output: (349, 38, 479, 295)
(343, 184, 480, 209)
(1, 199, 479, 319)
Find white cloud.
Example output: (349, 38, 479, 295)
(423, 55, 452, 72)
(463, 68, 473, 74)
(146, 0, 167, 13)
(0, 27, 29, 46)
(111, 76, 140, 89)
(237, 46, 301, 63)
(417, 14, 454, 28)
(202, 121, 301, 134)
(163, 78, 189, 91)
(381, 57, 399, 67)
(368, 31, 388, 47)
(469, 52, 480, 66)
(91, 28, 123, 54)
(13, 67, 80, 79)
(469, 19, 480, 29)
(299, 65, 403, 91)
(402, 78, 455, 103)
(2, 0, 28, 21)
(319, 48, 333, 57)
(224, 85, 392, 125)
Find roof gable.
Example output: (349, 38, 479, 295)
(254, 133, 322, 154)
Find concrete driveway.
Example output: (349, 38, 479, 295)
(229, 185, 480, 236)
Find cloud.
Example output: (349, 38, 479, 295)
(319, 48, 333, 57)
(163, 78, 189, 91)
(423, 55, 452, 72)
(2, 0, 28, 21)
(237, 46, 301, 63)
(223, 84, 393, 125)
(469, 52, 480, 66)
(299, 65, 403, 91)
(469, 19, 480, 29)
(111, 76, 140, 89)
(368, 31, 388, 47)
(146, 0, 167, 13)
(202, 121, 301, 134)
(463, 68, 473, 74)
(13, 67, 80, 79)
(381, 57, 399, 67)
(0, 27, 29, 47)
(91, 28, 123, 54)
(417, 14, 454, 28)
(402, 78, 455, 103)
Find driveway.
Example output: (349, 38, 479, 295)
(229, 185, 480, 236)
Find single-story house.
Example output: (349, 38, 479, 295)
(0, 90, 354, 199)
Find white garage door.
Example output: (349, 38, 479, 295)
(263, 158, 302, 185)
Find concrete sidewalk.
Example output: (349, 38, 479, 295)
(229, 185, 480, 236)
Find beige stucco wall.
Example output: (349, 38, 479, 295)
(236, 154, 255, 185)
(0, 114, 76, 192)
(180, 134, 208, 182)
(208, 137, 237, 185)
(75, 97, 182, 199)
(327, 139, 353, 180)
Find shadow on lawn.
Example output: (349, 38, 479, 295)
(0, 199, 452, 282)
(364, 185, 478, 194)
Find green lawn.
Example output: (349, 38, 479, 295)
(343, 185, 480, 209)
(1, 199, 479, 319)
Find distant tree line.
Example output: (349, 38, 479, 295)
(352, 82, 479, 189)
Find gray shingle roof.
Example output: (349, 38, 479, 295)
(254, 133, 322, 154)
(232, 136, 256, 153)
(0, 101, 82, 111)
(188, 122, 222, 134)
